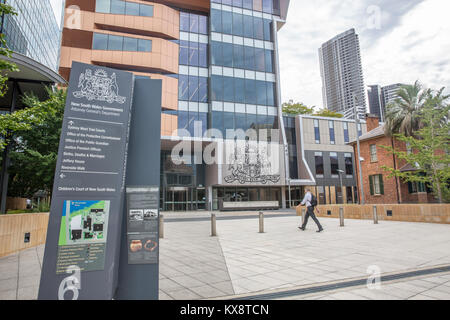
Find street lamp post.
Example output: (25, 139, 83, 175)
(353, 93, 365, 205)
(337, 169, 344, 204)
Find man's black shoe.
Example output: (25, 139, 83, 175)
(317, 229, 324, 233)
(298, 227, 305, 231)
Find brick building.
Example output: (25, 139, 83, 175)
(349, 114, 437, 204)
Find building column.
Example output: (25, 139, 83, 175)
(281, 186, 287, 209)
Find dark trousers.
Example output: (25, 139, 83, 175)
(302, 206, 323, 230)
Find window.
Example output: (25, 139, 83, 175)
(314, 119, 320, 144)
(178, 75, 189, 100)
(253, 0, 263, 12)
(211, 75, 223, 101)
(222, 42, 233, 67)
(253, 17, 264, 40)
(94, 33, 152, 52)
(189, 13, 199, 33)
(189, 41, 199, 66)
(223, 77, 234, 102)
(211, 10, 222, 33)
(244, 46, 255, 70)
(265, 50, 273, 73)
(315, 152, 324, 177)
(92, 33, 108, 50)
(199, 15, 208, 34)
(180, 12, 190, 32)
(243, 15, 254, 38)
(245, 79, 256, 105)
(222, 11, 233, 34)
(123, 37, 137, 51)
(199, 43, 207, 67)
(233, 45, 245, 69)
(330, 152, 339, 176)
(108, 35, 123, 50)
(125, 2, 139, 16)
(211, 41, 223, 66)
(234, 78, 246, 103)
(263, 19, 272, 41)
(329, 121, 335, 145)
(369, 175, 384, 195)
(370, 144, 377, 162)
(266, 82, 275, 106)
(345, 153, 353, 176)
(189, 76, 199, 102)
(262, 0, 273, 13)
(97, 0, 154, 17)
(198, 77, 208, 103)
(343, 122, 349, 143)
(256, 81, 267, 105)
(358, 123, 362, 137)
(243, 0, 253, 10)
(232, 13, 243, 37)
(255, 48, 265, 72)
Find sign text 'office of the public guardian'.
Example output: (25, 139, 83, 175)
(38, 61, 135, 300)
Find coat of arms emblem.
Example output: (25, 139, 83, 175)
(224, 141, 281, 185)
(73, 69, 126, 104)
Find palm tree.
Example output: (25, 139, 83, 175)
(384, 81, 428, 137)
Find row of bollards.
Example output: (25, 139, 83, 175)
(158, 206, 381, 239)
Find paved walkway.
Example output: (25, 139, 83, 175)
(1, 214, 450, 300)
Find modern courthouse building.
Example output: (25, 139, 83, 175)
(0, 0, 64, 213)
(319, 29, 367, 120)
(56, 0, 366, 211)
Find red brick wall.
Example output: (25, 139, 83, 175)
(354, 135, 401, 204)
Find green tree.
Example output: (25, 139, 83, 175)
(0, 3, 19, 96)
(381, 88, 450, 203)
(384, 81, 428, 137)
(7, 89, 66, 198)
(282, 100, 314, 115)
(314, 108, 344, 118)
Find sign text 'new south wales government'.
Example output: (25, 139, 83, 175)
(38, 61, 135, 300)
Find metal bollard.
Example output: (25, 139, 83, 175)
(301, 208, 306, 226)
(373, 206, 378, 224)
(159, 214, 164, 239)
(211, 213, 217, 237)
(259, 212, 264, 233)
(339, 207, 345, 227)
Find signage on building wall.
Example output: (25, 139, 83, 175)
(39, 62, 135, 300)
(223, 140, 284, 185)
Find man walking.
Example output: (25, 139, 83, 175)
(299, 189, 323, 233)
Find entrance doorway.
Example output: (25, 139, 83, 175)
(163, 187, 206, 211)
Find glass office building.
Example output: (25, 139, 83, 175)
(1, 0, 61, 72)
(58, 0, 291, 211)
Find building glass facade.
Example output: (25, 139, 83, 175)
(1, 0, 61, 72)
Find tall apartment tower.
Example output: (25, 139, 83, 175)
(59, 0, 291, 211)
(381, 83, 405, 111)
(367, 85, 384, 122)
(319, 28, 367, 120)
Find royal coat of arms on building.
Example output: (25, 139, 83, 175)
(73, 69, 126, 104)
(224, 141, 281, 185)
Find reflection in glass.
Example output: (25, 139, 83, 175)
(189, 41, 199, 67)
(178, 75, 189, 101)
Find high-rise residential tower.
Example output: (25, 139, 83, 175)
(381, 83, 405, 111)
(319, 28, 367, 120)
(367, 85, 383, 122)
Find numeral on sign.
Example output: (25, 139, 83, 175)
(58, 265, 81, 300)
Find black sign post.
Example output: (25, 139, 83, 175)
(38, 62, 135, 300)
(115, 79, 162, 300)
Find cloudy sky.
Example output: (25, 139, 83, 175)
(278, 0, 450, 109)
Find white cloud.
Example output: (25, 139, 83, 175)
(278, 0, 450, 108)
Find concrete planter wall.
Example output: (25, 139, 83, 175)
(0, 213, 49, 258)
(296, 204, 450, 224)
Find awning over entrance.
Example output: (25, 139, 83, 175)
(0, 52, 66, 111)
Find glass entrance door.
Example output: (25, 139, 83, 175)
(163, 187, 207, 211)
